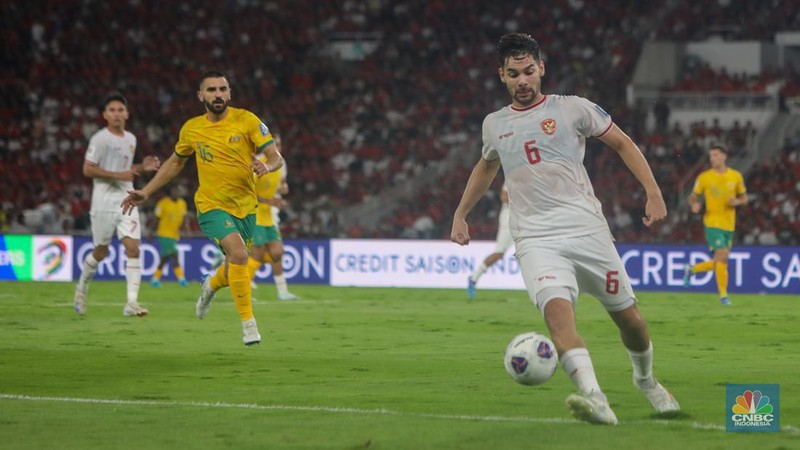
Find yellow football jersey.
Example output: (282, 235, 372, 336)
(255, 154, 282, 227)
(692, 167, 747, 232)
(155, 196, 188, 240)
(175, 107, 274, 218)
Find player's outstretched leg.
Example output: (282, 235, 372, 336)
(627, 342, 680, 414)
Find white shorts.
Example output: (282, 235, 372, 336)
(495, 204, 513, 253)
(90, 209, 142, 246)
(514, 230, 636, 313)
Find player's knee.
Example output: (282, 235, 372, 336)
(93, 246, 109, 260)
(537, 287, 575, 313)
(226, 248, 249, 265)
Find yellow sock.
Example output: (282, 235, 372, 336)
(247, 257, 262, 280)
(228, 263, 253, 320)
(153, 268, 162, 280)
(209, 266, 229, 291)
(692, 260, 715, 274)
(715, 260, 729, 297)
(173, 266, 184, 280)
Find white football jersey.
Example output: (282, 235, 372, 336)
(85, 128, 137, 212)
(482, 95, 613, 240)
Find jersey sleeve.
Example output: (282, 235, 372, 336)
(573, 97, 613, 138)
(85, 132, 103, 165)
(246, 111, 274, 152)
(154, 198, 165, 218)
(736, 172, 747, 195)
(175, 122, 194, 157)
(692, 173, 706, 195)
(481, 115, 499, 161)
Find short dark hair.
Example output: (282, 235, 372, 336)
(710, 144, 728, 154)
(497, 33, 542, 67)
(199, 70, 228, 90)
(103, 92, 127, 109)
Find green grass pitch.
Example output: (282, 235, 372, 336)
(0, 281, 797, 449)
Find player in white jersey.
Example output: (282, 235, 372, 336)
(451, 33, 680, 425)
(466, 182, 513, 299)
(74, 93, 160, 317)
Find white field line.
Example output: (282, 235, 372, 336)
(8, 393, 796, 433)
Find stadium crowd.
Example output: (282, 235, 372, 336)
(1, 0, 798, 246)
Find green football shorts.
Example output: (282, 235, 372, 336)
(197, 209, 255, 253)
(156, 236, 178, 257)
(253, 224, 282, 246)
(704, 227, 734, 251)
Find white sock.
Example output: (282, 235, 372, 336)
(274, 273, 289, 296)
(471, 263, 488, 282)
(78, 253, 99, 290)
(560, 348, 602, 395)
(627, 341, 654, 381)
(126, 258, 142, 304)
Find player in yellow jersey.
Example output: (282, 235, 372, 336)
(247, 132, 298, 301)
(150, 184, 189, 287)
(122, 71, 283, 346)
(683, 145, 748, 305)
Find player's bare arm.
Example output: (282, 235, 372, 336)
(688, 192, 702, 213)
(131, 155, 161, 176)
(256, 193, 286, 208)
(451, 157, 502, 245)
(598, 124, 667, 227)
(728, 192, 749, 207)
(250, 154, 269, 176)
(121, 153, 187, 215)
(254, 142, 284, 174)
(83, 160, 135, 182)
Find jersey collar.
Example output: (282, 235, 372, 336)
(510, 95, 547, 112)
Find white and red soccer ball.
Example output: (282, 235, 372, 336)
(504, 332, 558, 385)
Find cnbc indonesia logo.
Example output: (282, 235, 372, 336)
(730, 389, 776, 430)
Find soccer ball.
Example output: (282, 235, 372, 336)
(503, 332, 558, 386)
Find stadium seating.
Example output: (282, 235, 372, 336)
(1, 1, 797, 245)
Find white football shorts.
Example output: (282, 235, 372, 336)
(90, 209, 142, 246)
(514, 230, 636, 313)
(494, 203, 513, 253)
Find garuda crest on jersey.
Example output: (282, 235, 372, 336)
(541, 118, 557, 136)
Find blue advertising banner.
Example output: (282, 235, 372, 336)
(617, 244, 799, 294)
(71, 237, 329, 285)
(2, 234, 798, 294)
